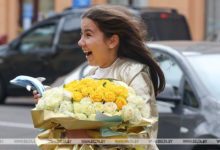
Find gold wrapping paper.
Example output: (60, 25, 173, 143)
(31, 109, 122, 130)
(32, 107, 157, 150)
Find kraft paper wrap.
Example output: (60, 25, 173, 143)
(35, 128, 146, 150)
(32, 109, 156, 150)
(31, 109, 122, 130)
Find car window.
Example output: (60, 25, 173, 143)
(183, 81, 199, 108)
(152, 51, 183, 95)
(58, 15, 81, 47)
(142, 13, 191, 40)
(19, 24, 56, 53)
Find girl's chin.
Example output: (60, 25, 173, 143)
(87, 61, 97, 66)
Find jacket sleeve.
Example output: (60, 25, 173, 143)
(128, 67, 159, 150)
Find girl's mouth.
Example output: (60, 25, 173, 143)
(84, 51, 93, 58)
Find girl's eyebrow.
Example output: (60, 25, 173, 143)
(84, 29, 94, 33)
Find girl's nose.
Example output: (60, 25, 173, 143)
(78, 37, 85, 47)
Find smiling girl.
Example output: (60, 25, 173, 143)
(34, 5, 165, 150)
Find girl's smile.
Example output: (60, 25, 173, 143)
(78, 18, 118, 68)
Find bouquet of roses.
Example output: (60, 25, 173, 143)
(31, 78, 156, 150)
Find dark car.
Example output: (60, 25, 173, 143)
(63, 41, 220, 150)
(0, 7, 191, 104)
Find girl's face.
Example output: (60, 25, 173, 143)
(78, 18, 118, 68)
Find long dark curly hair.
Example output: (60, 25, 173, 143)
(82, 5, 165, 95)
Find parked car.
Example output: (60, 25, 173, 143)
(63, 41, 220, 150)
(0, 7, 191, 104)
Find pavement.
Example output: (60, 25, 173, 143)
(0, 97, 40, 150)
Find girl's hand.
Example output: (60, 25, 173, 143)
(33, 90, 40, 104)
(66, 129, 90, 138)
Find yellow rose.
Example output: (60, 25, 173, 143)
(115, 86, 128, 98)
(80, 78, 94, 84)
(115, 97, 127, 110)
(103, 91, 116, 102)
(90, 91, 103, 102)
(81, 87, 93, 97)
(82, 78, 97, 87)
(105, 83, 117, 92)
(64, 80, 79, 88)
(97, 80, 111, 87)
(75, 84, 84, 92)
(64, 87, 73, 93)
(96, 86, 106, 93)
(72, 91, 83, 102)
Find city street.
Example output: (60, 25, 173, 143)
(0, 97, 40, 150)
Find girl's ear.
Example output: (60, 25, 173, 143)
(108, 34, 119, 49)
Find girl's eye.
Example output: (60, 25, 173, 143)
(86, 33, 91, 37)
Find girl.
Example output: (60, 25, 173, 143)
(34, 5, 165, 150)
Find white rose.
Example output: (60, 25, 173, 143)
(36, 99, 45, 110)
(103, 102, 117, 115)
(121, 104, 142, 125)
(127, 95, 145, 109)
(114, 111, 122, 116)
(103, 113, 113, 117)
(73, 113, 87, 120)
(140, 103, 151, 119)
(80, 97, 92, 104)
(73, 102, 83, 114)
(43, 88, 64, 111)
(93, 102, 104, 113)
(36, 88, 73, 111)
(89, 114, 96, 120)
(130, 108, 142, 125)
(84, 105, 96, 116)
(74, 99, 95, 116)
(63, 89, 72, 101)
(127, 87, 136, 96)
(112, 80, 129, 88)
(121, 104, 135, 121)
(58, 100, 74, 114)
(62, 111, 74, 117)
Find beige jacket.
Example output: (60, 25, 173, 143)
(88, 57, 159, 150)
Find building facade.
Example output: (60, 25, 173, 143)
(0, 0, 218, 44)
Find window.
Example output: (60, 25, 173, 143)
(206, 0, 220, 41)
(183, 81, 199, 108)
(19, 24, 56, 53)
(58, 15, 81, 48)
(152, 51, 183, 95)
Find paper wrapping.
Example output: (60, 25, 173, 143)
(32, 110, 156, 150)
(31, 110, 122, 130)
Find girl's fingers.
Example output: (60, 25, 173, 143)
(33, 90, 40, 104)
(34, 94, 40, 99)
(34, 98, 38, 104)
(33, 90, 37, 95)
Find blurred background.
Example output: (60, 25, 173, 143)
(0, 1, 220, 150)
(1, 0, 220, 44)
